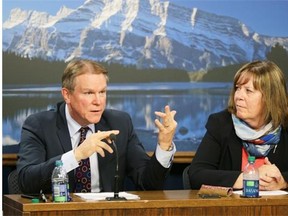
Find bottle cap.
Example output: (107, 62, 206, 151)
(31, 198, 40, 203)
(248, 156, 255, 162)
(55, 160, 63, 167)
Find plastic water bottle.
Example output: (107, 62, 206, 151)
(51, 160, 69, 202)
(242, 156, 259, 198)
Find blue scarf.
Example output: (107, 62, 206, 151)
(232, 114, 281, 158)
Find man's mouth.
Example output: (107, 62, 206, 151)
(91, 110, 100, 113)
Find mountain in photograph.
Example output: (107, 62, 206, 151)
(3, 0, 288, 72)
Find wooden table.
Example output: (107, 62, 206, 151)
(3, 190, 288, 216)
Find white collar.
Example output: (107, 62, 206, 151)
(65, 104, 94, 137)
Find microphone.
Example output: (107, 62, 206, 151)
(106, 133, 127, 201)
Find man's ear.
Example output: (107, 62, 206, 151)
(61, 88, 70, 103)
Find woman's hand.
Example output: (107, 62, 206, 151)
(258, 157, 287, 190)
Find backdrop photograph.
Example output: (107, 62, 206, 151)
(3, 0, 288, 154)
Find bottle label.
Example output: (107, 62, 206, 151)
(243, 180, 259, 197)
(53, 184, 67, 202)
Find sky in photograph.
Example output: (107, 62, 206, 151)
(2, 0, 288, 37)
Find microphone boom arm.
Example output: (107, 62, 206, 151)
(106, 133, 127, 201)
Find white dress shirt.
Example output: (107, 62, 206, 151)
(61, 105, 100, 192)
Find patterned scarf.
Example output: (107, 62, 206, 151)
(232, 114, 281, 158)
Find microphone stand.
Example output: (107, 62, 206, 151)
(106, 134, 127, 201)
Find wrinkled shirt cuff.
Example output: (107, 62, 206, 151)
(61, 150, 79, 172)
(155, 142, 176, 168)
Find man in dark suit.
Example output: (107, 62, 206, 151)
(17, 59, 177, 194)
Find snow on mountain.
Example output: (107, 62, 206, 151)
(3, 0, 288, 71)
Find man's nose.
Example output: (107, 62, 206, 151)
(93, 94, 101, 104)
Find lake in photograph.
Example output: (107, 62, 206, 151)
(3, 82, 233, 152)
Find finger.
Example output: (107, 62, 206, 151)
(260, 175, 273, 183)
(96, 148, 105, 157)
(96, 130, 120, 141)
(104, 130, 120, 143)
(264, 157, 272, 165)
(259, 179, 269, 189)
(110, 130, 120, 135)
(262, 185, 269, 191)
(154, 119, 164, 129)
(154, 111, 165, 118)
(169, 110, 177, 120)
(266, 165, 282, 181)
(155, 105, 176, 115)
(268, 171, 282, 182)
(95, 141, 114, 157)
(100, 140, 114, 153)
(164, 106, 177, 120)
(164, 105, 171, 114)
(154, 106, 169, 117)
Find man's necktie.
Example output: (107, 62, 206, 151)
(75, 127, 91, 192)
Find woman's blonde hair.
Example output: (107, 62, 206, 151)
(228, 60, 288, 129)
(62, 59, 109, 91)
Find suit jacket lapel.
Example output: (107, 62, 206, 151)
(56, 102, 73, 153)
(96, 117, 117, 191)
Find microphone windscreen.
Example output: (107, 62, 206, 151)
(109, 133, 116, 141)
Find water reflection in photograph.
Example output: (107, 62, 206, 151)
(3, 82, 232, 152)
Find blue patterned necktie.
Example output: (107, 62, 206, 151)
(75, 127, 91, 192)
